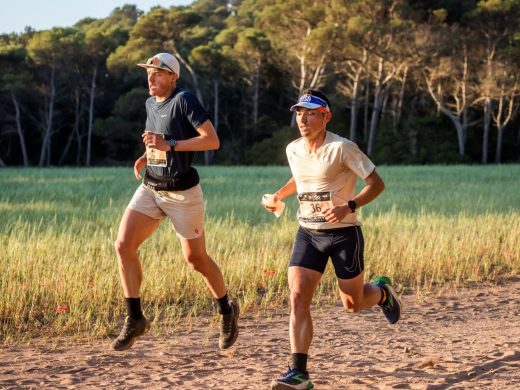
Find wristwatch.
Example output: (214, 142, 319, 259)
(347, 200, 357, 213)
(167, 138, 177, 148)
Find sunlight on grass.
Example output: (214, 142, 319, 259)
(0, 165, 518, 341)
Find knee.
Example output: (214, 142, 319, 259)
(114, 239, 134, 261)
(290, 290, 311, 315)
(184, 253, 207, 272)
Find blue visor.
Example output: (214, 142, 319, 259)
(290, 94, 330, 111)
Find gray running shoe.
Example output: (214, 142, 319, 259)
(219, 299, 239, 349)
(111, 316, 150, 351)
(375, 276, 402, 324)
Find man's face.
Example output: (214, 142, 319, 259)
(295, 107, 331, 139)
(147, 68, 176, 99)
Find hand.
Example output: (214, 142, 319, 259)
(262, 193, 279, 213)
(133, 156, 147, 180)
(142, 131, 170, 151)
(323, 204, 351, 224)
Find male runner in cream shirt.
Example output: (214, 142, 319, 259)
(265, 90, 402, 390)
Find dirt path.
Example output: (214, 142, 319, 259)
(1, 279, 519, 389)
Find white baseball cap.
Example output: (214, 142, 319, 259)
(137, 53, 180, 77)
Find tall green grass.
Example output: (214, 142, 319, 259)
(1, 165, 519, 342)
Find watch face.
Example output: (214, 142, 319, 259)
(168, 139, 177, 147)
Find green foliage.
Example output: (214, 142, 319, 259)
(247, 126, 298, 165)
(26, 28, 85, 67)
(93, 87, 148, 162)
(1, 0, 520, 167)
(373, 116, 472, 164)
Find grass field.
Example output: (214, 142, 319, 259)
(1, 165, 519, 342)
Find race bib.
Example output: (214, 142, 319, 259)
(146, 145, 167, 167)
(297, 192, 333, 224)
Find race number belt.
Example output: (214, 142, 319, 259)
(143, 169, 199, 192)
(297, 191, 333, 224)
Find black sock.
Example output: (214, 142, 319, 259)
(292, 353, 308, 372)
(125, 297, 143, 320)
(216, 293, 232, 315)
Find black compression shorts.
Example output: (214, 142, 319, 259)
(289, 226, 365, 279)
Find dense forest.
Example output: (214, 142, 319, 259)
(1, 0, 519, 167)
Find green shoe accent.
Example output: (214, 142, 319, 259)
(271, 367, 314, 389)
(374, 276, 391, 286)
(375, 276, 402, 324)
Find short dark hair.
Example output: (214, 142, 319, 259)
(304, 89, 331, 110)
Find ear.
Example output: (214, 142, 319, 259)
(324, 111, 332, 124)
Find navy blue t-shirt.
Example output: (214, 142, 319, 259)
(144, 87, 210, 187)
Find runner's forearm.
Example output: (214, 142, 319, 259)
(174, 119, 220, 151)
(174, 135, 219, 151)
(351, 170, 385, 208)
(275, 177, 297, 201)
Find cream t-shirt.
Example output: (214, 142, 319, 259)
(286, 131, 375, 230)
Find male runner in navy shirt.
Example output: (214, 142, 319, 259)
(111, 53, 239, 351)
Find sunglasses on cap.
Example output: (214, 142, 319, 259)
(146, 56, 175, 73)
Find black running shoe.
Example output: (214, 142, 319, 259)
(111, 316, 150, 351)
(375, 276, 402, 324)
(270, 367, 314, 390)
(219, 299, 239, 349)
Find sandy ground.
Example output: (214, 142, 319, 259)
(1, 279, 519, 390)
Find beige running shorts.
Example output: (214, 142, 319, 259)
(127, 183, 204, 239)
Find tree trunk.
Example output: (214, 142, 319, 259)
(213, 79, 219, 133)
(367, 58, 385, 157)
(46, 138, 51, 166)
(76, 111, 83, 166)
(290, 54, 307, 127)
(39, 67, 56, 166)
(172, 45, 214, 164)
(349, 72, 360, 142)
(59, 90, 82, 165)
(172, 46, 205, 106)
(349, 49, 368, 142)
(437, 109, 466, 156)
(455, 119, 465, 156)
(481, 97, 491, 164)
(174, 46, 214, 164)
(86, 64, 97, 167)
(495, 126, 504, 163)
(409, 127, 418, 157)
(363, 76, 370, 142)
(395, 66, 408, 128)
(424, 74, 466, 156)
(10, 91, 29, 166)
(204, 79, 220, 166)
(492, 87, 516, 164)
(367, 86, 383, 156)
(252, 59, 260, 131)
